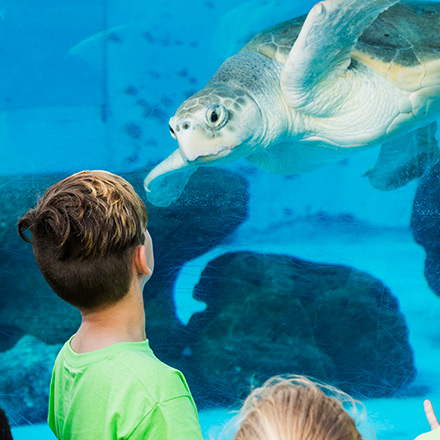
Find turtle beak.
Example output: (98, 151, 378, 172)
(171, 120, 211, 162)
(193, 146, 234, 162)
(179, 141, 234, 163)
(170, 119, 236, 163)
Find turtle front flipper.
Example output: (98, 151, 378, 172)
(280, 0, 399, 116)
(144, 149, 196, 207)
(365, 122, 440, 191)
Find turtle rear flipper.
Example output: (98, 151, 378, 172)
(365, 122, 439, 191)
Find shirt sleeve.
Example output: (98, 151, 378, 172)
(128, 396, 204, 440)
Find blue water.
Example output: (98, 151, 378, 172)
(1, 0, 440, 439)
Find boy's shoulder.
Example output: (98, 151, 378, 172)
(106, 341, 184, 382)
(49, 339, 203, 440)
(55, 339, 191, 402)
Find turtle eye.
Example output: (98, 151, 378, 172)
(205, 104, 229, 129)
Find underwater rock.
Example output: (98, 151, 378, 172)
(187, 251, 415, 405)
(411, 162, 440, 296)
(0, 173, 83, 348)
(0, 324, 23, 353)
(0, 335, 61, 425)
(132, 167, 249, 363)
(0, 168, 248, 366)
(0, 407, 13, 440)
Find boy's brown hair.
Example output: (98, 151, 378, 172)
(18, 170, 148, 310)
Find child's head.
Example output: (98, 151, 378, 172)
(18, 170, 150, 310)
(233, 375, 363, 440)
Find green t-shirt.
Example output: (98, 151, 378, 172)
(48, 337, 204, 440)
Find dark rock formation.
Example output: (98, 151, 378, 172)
(0, 407, 13, 440)
(0, 336, 61, 425)
(0, 167, 248, 425)
(0, 168, 249, 367)
(411, 162, 440, 296)
(132, 167, 249, 363)
(0, 173, 82, 349)
(187, 251, 416, 405)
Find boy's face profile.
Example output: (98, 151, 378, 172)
(134, 228, 154, 290)
(142, 229, 154, 284)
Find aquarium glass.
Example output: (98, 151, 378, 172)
(0, 1, 439, 439)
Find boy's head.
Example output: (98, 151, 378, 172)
(18, 170, 150, 310)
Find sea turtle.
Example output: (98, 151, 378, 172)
(144, 0, 440, 206)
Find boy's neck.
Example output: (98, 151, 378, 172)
(71, 287, 146, 354)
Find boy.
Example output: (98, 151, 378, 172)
(18, 170, 204, 440)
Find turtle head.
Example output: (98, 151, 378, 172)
(169, 84, 263, 164)
(144, 84, 262, 207)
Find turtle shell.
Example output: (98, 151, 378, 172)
(240, 1, 440, 91)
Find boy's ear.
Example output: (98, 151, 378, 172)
(133, 245, 152, 277)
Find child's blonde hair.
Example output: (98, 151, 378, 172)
(231, 375, 366, 440)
